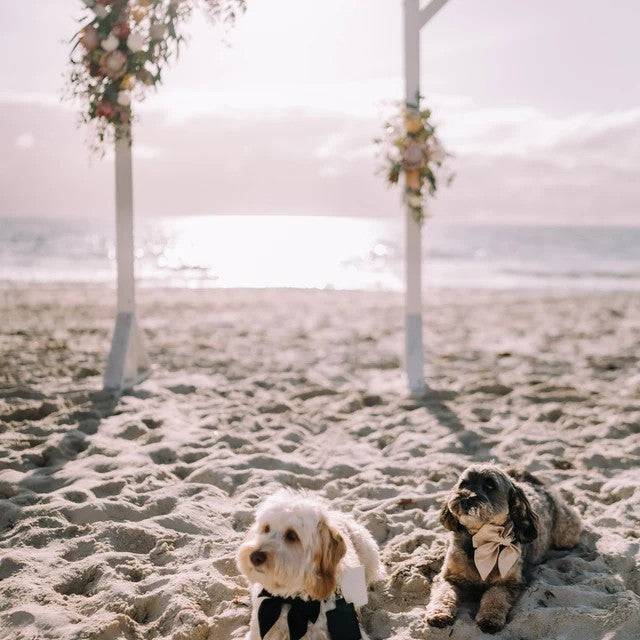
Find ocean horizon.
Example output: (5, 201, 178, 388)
(2, 215, 640, 291)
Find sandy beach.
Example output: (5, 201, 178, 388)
(1, 285, 639, 640)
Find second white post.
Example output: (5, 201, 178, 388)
(403, 0, 426, 397)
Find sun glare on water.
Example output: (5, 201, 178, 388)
(144, 215, 401, 290)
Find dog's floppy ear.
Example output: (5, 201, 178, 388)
(306, 518, 347, 600)
(439, 501, 462, 532)
(508, 482, 538, 543)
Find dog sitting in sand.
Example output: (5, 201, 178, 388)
(237, 490, 384, 640)
(238, 491, 383, 640)
(426, 464, 581, 633)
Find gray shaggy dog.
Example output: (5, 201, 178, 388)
(426, 464, 581, 633)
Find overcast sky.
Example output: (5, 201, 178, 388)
(1, 0, 639, 224)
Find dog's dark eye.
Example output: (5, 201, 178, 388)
(284, 529, 299, 543)
(484, 478, 496, 490)
(262, 524, 270, 534)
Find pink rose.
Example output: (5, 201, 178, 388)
(402, 142, 424, 170)
(80, 26, 100, 51)
(113, 22, 131, 40)
(96, 100, 115, 119)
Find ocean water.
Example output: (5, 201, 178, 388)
(1, 216, 640, 291)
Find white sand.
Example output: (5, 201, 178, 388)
(0, 286, 639, 640)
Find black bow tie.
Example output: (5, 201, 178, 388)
(257, 590, 362, 640)
(258, 589, 321, 640)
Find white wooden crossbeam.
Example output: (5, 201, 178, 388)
(420, 0, 450, 28)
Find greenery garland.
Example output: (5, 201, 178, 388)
(68, 0, 245, 151)
(376, 100, 453, 224)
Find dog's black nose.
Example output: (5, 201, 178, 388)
(250, 550, 267, 567)
(461, 495, 479, 510)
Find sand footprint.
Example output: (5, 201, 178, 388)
(149, 447, 177, 465)
(54, 564, 102, 597)
(100, 524, 159, 555)
(91, 480, 126, 498)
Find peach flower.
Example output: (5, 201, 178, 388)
(100, 50, 127, 79)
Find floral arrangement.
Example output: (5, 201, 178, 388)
(376, 102, 453, 224)
(69, 0, 245, 150)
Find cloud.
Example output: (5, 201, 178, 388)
(1, 94, 638, 225)
(133, 145, 163, 160)
(0, 91, 65, 108)
(442, 105, 640, 171)
(15, 132, 35, 150)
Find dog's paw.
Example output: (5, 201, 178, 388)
(426, 610, 455, 628)
(476, 616, 505, 634)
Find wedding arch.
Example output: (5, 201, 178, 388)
(69, 0, 450, 396)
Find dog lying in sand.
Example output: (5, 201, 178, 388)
(237, 490, 383, 640)
(426, 464, 582, 633)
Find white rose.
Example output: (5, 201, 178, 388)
(101, 33, 119, 52)
(117, 91, 132, 107)
(127, 32, 146, 53)
(94, 4, 108, 19)
(408, 194, 422, 208)
(149, 23, 167, 41)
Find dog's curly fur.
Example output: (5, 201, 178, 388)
(426, 464, 581, 633)
(237, 490, 384, 640)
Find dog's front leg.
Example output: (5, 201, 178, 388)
(475, 584, 519, 634)
(425, 575, 460, 628)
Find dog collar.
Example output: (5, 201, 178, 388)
(258, 590, 361, 640)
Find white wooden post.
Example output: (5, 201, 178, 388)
(402, 0, 449, 396)
(104, 121, 150, 392)
(403, 0, 426, 396)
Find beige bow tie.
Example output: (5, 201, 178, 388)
(472, 523, 521, 581)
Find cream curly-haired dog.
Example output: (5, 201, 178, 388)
(426, 465, 581, 633)
(237, 490, 384, 640)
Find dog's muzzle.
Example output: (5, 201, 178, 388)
(458, 493, 484, 513)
